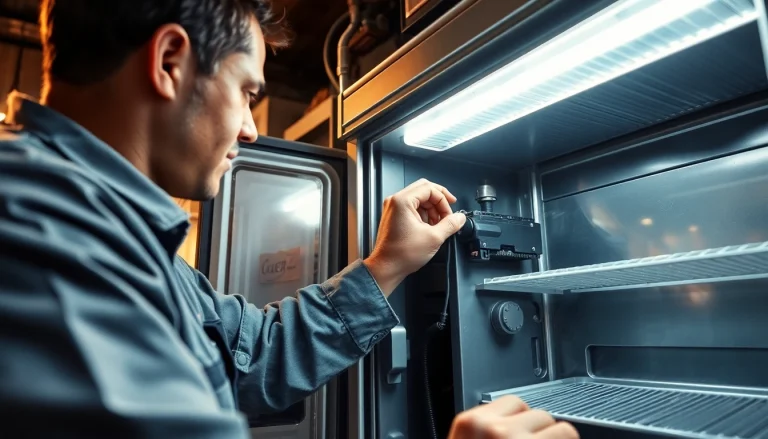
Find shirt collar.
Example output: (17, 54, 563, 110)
(6, 91, 190, 252)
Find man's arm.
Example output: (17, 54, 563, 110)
(183, 258, 400, 413)
(187, 178, 469, 414)
(0, 152, 248, 438)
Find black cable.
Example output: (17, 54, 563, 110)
(438, 236, 453, 329)
(424, 235, 456, 439)
(423, 324, 442, 439)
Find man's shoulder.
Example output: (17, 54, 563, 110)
(0, 126, 125, 241)
(0, 126, 106, 197)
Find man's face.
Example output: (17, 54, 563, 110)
(153, 18, 266, 201)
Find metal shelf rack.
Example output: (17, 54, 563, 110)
(482, 378, 768, 439)
(478, 241, 768, 294)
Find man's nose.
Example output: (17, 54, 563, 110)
(239, 110, 258, 143)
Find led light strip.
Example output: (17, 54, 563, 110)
(403, 0, 758, 151)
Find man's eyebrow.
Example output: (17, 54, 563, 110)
(254, 79, 266, 93)
(252, 80, 267, 101)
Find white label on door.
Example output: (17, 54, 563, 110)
(258, 247, 303, 284)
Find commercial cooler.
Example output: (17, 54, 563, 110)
(198, 0, 768, 438)
(340, 0, 768, 437)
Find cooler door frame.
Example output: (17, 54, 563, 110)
(197, 135, 354, 439)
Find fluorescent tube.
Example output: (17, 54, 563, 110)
(402, 0, 758, 151)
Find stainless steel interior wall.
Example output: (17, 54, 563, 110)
(540, 101, 768, 388)
(397, 153, 546, 414)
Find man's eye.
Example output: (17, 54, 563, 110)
(248, 93, 258, 110)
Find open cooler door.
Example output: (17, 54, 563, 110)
(197, 136, 350, 439)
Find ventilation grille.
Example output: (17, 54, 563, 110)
(483, 379, 768, 439)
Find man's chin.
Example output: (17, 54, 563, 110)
(183, 179, 221, 201)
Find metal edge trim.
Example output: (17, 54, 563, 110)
(343, 0, 479, 97)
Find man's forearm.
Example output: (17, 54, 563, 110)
(363, 256, 407, 297)
(203, 259, 400, 413)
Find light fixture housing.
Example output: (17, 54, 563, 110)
(402, 0, 759, 151)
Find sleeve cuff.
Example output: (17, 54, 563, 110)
(320, 259, 401, 353)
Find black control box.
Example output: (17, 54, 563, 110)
(457, 210, 543, 262)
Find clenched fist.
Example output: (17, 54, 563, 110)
(363, 178, 467, 295)
(449, 396, 579, 439)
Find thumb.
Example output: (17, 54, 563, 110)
(435, 212, 467, 240)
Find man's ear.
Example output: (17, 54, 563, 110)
(148, 23, 193, 101)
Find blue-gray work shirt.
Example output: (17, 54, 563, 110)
(0, 93, 399, 438)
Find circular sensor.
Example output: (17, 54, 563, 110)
(490, 301, 524, 335)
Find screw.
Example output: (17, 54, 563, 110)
(532, 247, 536, 252)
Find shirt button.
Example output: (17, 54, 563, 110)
(237, 353, 249, 367)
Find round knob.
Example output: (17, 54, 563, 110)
(490, 301, 524, 335)
(476, 180, 497, 212)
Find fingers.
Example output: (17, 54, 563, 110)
(419, 206, 441, 225)
(510, 409, 555, 432)
(479, 395, 529, 417)
(419, 208, 429, 224)
(400, 179, 457, 218)
(403, 178, 458, 203)
(448, 397, 579, 439)
(536, 422, 580, 439)
(435, 212, 467, 240)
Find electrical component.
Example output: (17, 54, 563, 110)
(402, 0, 758, 151)
(457, 182, 542, 262)
(458, 211, 542, 261)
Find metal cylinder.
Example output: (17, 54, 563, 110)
(476, 180, 497, 212)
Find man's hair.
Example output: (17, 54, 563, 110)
(39, 0, 291, 86)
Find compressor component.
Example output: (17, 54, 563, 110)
(457, 182, 543, 262)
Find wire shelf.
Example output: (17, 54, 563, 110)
(482, 378, 768, 439)
(480, 241, 768, 294)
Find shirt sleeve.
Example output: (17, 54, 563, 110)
(0, 150, 249, 438)
(186, 257, 401, 414)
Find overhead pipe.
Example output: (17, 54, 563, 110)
(324, 11, 349, 93)
(336, 0, 362, 93)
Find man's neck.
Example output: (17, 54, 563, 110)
(45, 82, 151, 177)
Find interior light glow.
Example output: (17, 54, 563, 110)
(282, 188, 323, 226)
(402, 0, 758, 151)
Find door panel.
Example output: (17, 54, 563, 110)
(197, 136, 348, 439)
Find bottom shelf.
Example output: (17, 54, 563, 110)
(482, 378, 768, 439)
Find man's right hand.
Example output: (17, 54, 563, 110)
(448, 396, 579, 439)
(364, 178, 466, 296)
